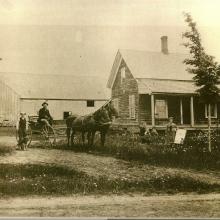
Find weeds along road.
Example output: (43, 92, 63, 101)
(0, 194, 220, 217)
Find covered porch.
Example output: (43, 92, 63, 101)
(139, 93, 220, 129)
(137, 78, 220, 129)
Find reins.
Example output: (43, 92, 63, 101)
(93, 98, 112, 115)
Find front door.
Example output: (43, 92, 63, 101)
(182, 97, 191, 124)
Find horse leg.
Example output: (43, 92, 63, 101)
(90, 131, 96, 147)
(100, 131, 106, 147)
(66, 127, 71, 147)
(87, 132, 91, 146)
(82, 131, 85, 146)
(70, 130, 75, 147)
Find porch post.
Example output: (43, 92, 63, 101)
(180, 98, 183, 125)
(190, 96, 194, 127)
(151, 94, 155, 126)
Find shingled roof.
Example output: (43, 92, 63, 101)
(107, 49, 193, 92)
(0, 73, 109, 100)
(137, 78, 197, 95)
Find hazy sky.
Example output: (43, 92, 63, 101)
(1, 0, 220, 27)
(0, 0, 220, 80)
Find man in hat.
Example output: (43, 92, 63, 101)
(16, 112, 28, 150)
(38, 101, 53, 127)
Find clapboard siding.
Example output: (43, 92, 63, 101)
(112, 59, 139, 124)
(0, 80, 20, 123)
(20, 99, 106, 120)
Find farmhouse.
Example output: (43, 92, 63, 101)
(0, 73, 109, 124)
(107, 36, 220, 129)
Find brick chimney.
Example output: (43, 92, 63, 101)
(161, 36, 168, 54)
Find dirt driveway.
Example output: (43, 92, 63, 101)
(0, 193, 220, 217)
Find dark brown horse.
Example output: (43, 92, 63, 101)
(66, 100, 118, 147)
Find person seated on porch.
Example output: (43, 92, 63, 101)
(150, 126, 158, 136)
(165, 117, 177, 145)
(38, 101, 53, 127)
(139, 121, 150, 144)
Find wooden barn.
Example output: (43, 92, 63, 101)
(0, 73, 109, 125)
(107, 36, 220, 129)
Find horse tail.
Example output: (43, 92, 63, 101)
(66, 115, 78, 138)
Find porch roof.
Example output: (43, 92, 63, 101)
(137, 78, 197, 95)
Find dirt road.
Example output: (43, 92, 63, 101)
(0, 193, 220, 217)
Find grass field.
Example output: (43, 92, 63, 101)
(0, 135, 219, 217)
(0, 163, 219, 197)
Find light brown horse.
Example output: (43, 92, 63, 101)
(66, 100, 118, 147)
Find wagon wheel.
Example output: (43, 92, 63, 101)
(41, 124, 56, 147)
(15, 125, 32, 149)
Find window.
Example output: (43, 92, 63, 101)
(63, 111, 72, 119)
(112, 98, 119, 112)
(87, 100, 95, 107)
(205, 104, 217, 118)
(155, 99, 168, 119)
(129, 95, 135, 119)
(121, 67, 126, 84)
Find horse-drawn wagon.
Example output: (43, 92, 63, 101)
(16, 115, 57, 148)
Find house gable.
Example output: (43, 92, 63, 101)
(111, 57, 139, 123)
(107, 49, 192, 90)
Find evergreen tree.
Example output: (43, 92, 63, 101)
(182, 12, 220, 152)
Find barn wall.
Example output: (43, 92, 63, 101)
(0, 80, 20, 124)
(111, 59, 139, 124)
(20, 99, 107, 120)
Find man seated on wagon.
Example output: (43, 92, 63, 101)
(38, 101, 53, 127)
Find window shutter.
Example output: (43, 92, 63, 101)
(129, 95, 135, 119)
(121, 67, 126, 84)
(205, 104, 217, 118)
(113, 98, 119, 112)
(155, 99, 168, 119)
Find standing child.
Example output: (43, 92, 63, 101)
(165, 117, 177, 145)
(16, 112, 28, 150)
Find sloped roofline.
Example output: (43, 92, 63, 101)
(136, 77, 194, 82)
(107, 49, 192, 89)
(107, 50, 122, 88)
(0, 72, 109, 99)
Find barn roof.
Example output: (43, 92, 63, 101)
(137, 78, 197, 95)
(107, 49, 192, 89)
(0, 73, 109, 100)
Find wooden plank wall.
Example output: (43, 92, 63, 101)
(112, 60, 139, 124)
(0, 80, 20, 124)
(20, 99, 107, 120)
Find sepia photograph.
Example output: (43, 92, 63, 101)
(0, 0, 220, 218)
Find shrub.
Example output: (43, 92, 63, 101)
(96, 130, 220, 170)
(0, 143, 15, 155)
